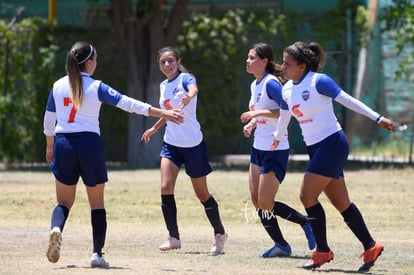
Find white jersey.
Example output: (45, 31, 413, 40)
(43, 72, 151, 136)
(249, 73, 289, 151)
(274, 71, 381, 146)
(281, 71, 342, 145)
(159, 72, 202, 148)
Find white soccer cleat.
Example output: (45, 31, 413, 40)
(46, 227, 62, 263)
(159, 236, 181, 251)
(90, 252, 109, 268)
(211, 232, 228, 254)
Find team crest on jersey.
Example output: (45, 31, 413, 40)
(108, 88, 117, 96)
(173, 87, 180, 95)
(302, 90, 310, 101)
(256, 92, 262, 103)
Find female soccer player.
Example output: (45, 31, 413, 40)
(240, 42, 315, 257)
(271, 41, 396, 272)
(43, 41, 183, 267)
(141, 47, 228, 253)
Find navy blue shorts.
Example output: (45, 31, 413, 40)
(52, 132, 108, 186)
(160, 140, 212, 178)
(250, 147, 289, 183)
(306, 130, 349, 179)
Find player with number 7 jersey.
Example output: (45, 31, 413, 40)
(44, 72, 168, 135)
(43, 41, 183, 268)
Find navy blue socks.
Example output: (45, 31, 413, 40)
(161, 194, 180, 239)
(91, 208, 107, 256)
(202, 196, 225, 235)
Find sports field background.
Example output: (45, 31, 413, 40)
(0, 168, 413, 274)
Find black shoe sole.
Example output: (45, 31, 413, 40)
(358, 247, 384, 272)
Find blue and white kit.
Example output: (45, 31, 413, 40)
(44, 72, 152, 136)
(249, 73, 289, 151)
(159, 72, 202, 148)
(273, 71, 381, 145)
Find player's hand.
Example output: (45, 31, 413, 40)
(141, 127, 157, 143)
(162, 109, 184, 124)
(243, 123, 253, 138)
(379, 117, 396, 133)
(45, 146, 53, 163)
(270, 139, 280, 151)
(240, 111, 254, 123)
(180, 94, 193, 108)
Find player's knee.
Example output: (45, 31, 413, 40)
(258, 201, 274, 211)
(197, 192, 210, 202)
(300, 193, 316, 208)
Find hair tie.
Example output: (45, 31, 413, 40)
(293, 44, 312, 66)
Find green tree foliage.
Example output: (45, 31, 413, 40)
(0, 2, 370, 163)
(178, 9, 286, 154)
(177, 3, 366, 154)
(0, 17, 57, 163)
(380, 0, 414, 80)
(102, 0, 190, 168)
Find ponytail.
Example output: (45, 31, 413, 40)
(65, 42, 95, 109)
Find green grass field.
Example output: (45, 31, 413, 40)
(0, 168, 413, 274)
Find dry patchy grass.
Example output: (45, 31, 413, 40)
(0, 168, 413, 274)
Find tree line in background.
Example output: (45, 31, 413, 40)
(0, 0, 407, 167)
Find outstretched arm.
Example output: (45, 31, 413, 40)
(148, 106, 184, 124)
(335, 91, 396, 132)
(180, 83, 198, 108)
(315, 75, 397, 133)
(97, 82, 184, 123)
(114, 95, 183, 124)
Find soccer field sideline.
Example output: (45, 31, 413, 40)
(1, 153, 412, 171)
(212, 154, 412, 166)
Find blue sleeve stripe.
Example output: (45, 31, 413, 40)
(315, 74, 341, 98)
(98, 82, 123, 106)
(182, 74, 196, 91)
(266, 79, 284, 107)
(46, 88, 56, 112)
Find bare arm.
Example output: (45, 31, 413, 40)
(240, 109, 280, 123)
(141, 114, 168, 144)
(151, 117, 167, 130)
(45, 135, 54, 163)
(180, 83, 198, 108)
(148, 106, 183, 124)
(242, 118, 257, 138)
